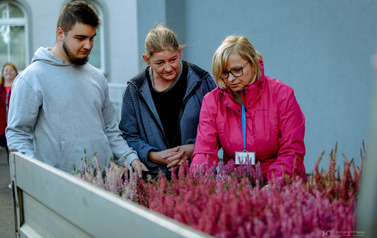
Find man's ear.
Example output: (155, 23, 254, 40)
(56, 27, 64, 41)
(142, 55, 150, 65)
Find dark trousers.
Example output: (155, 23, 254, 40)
(0, 134, 9, 164)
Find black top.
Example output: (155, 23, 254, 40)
(147, 62, 188, 147)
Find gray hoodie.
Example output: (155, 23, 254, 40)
(6, 47, 138, 173)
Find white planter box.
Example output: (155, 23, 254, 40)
(9, 152, 211, 238)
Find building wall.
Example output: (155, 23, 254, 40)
(180, 0, 376, 171)
(14, 0, 377, 172)
(106, 0, 139, 82)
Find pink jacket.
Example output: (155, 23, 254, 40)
(191, 61, 306, 182)
(0, 84, 11, 135)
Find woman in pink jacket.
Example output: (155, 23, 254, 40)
(191, 35, 306, 183)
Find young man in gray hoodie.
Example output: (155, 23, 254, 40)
(6, 1, 147, 176)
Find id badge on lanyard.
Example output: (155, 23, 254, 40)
(233, 95, 255, 165)
(235, 151, 255, 165)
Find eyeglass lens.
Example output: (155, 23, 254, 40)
(221, 67, 244, 79)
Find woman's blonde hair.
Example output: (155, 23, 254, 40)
(1, 62, 18, 85)
(212, 35, 263, 89)
(144, 25, 180, 59)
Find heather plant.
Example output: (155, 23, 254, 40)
(74, 152, 138, 202)
(136, 162, 357, 237)
(75, 144, 363, 238)
(306, 142, 364, 201)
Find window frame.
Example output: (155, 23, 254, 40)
(90, 0, 107, 74)
(0, 0, 31, 71)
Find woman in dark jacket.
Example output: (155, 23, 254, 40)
(119, 25, 216, 175)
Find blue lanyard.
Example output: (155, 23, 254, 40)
(241, 103, 246, 152)
(233, 93, 247, 152)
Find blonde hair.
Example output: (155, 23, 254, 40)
(1, 62, 18, 85)
(212, 35, 263, 89)
(144, 25, 180, 58)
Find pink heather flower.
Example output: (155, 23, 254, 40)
(74, 144, 362, 238)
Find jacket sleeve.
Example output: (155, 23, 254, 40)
(101, 81, 138, 167)
(119, 86, 159, 168)
(6, 77, 39, 159)
(191, 93, 220, 172)
(267, 87, 306, 181)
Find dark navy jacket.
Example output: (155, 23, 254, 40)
(119, 61, 216, 174)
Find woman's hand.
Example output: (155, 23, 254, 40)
(149, 147, 182, 165)
(149, 144, 195, 170)
(166, 144, 195, 169)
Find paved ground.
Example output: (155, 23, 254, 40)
(0, 148, 15, 238)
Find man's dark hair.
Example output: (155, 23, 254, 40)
(57, 1, 100, 33)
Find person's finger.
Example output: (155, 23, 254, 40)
(164, 151, 178, 159)
(166, 151, 184, 162)
(178, 157, 188, 166)
(135, 163, 143, 177)
(141, 163, 149, 171)
(135, 161, 148, 175)
(170, 157, 188, 170)
(164, 147, 182, 158)
(165, 146, 180, 154)
(131, 160, 143, 177)
(167, 159, 180, 169)
(128, 164, 134, 177)
(168, 153, 186, 169)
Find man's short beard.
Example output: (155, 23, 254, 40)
(63, 41, 89, 65)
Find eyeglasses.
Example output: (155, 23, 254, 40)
(220, 63, 248, 79)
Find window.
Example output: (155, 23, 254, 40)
(82, 0, 107, 74)
(0, 1, 27, 70)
